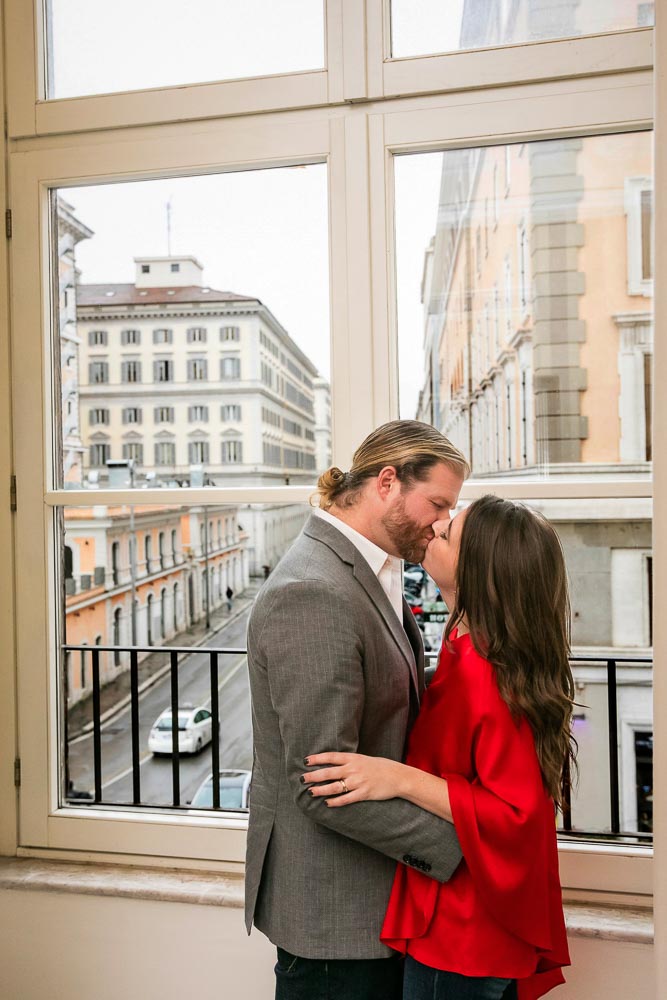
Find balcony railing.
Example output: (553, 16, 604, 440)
(64, 643, 653, 842)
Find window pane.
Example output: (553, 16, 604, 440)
(396, 132, 654, 473)
(411, 497, 652, 839)
(63, 502, 312, 810)
(55, 166, 331, 489)
(47, 0, 325, 99)
(390, 0, 654, 59)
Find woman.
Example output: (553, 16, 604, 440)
(303, 495, 575, 1000)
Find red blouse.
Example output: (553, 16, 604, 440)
(381, 631, 570, 1000)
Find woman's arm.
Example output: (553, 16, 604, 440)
(302, 752, 454, 823)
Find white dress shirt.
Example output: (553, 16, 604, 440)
(314, 507, 404, 623)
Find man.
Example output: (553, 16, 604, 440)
(246, 420, 469, 999)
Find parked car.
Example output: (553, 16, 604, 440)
(189, 770, 252, 810)
(148, 705, 212, 756)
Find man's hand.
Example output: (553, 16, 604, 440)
(302, 752, 406, 808)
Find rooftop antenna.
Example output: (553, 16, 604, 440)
(166, 197, 172, 256)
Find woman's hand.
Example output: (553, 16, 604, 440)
(301, 752, 406, 807)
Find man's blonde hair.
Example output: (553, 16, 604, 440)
(315, 420, 470, 510)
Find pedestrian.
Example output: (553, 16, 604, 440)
(245, 419, 469, 1000)
(226, 585, 234, 612)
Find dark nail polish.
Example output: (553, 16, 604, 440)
(303, 757, 310, 765)
(300, 775, 306, 784)
(308, 789, 314, 796)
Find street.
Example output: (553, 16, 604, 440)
(66, 606, 253, 809)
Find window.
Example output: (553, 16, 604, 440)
(187, 327, 207, 343)
(154, 359, 174, 382)
(221, 440, 243, 463)
(171, 263, 180, 273)
(188, 441, 210, 464)
(188, 405, 209, 422)
(122, 442, 144, 464)
(89, 361, 109, 384)
(7, 0, 656, 900)
(187, 358, 208, 381)
(220, 357, 240, 380)
(88, 330, 107, 346)
(144, 535, 152, 575)
(89, 408, 109, 426)
(154, 406, 174, 423)
(625, 177, 654, 295)
(89, 443, 110, 466)
(221, 404, 241, 421)
(122, 407, 142, 424)
(121, 360, 142, 383)
(155, 441, 176, 466)
(121, 329, 141, 345)
(220, 325, 240, 342)
(153, 328, 173, 345)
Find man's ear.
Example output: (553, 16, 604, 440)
(376, 465, 398, 499)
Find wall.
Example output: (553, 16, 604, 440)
(0, 890, 653, 1000)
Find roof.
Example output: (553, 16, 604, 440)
(77, 283, 258, 307)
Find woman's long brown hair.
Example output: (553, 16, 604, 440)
(445, 495, 577, 805)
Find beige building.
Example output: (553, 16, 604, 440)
(77, 255, 330, 488)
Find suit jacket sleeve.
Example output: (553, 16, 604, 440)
(252, 579, 461, 883)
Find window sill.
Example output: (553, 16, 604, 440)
(0, 858, 653, 943)
(0, 857, 244, 909)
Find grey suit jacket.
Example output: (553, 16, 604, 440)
(245, 513, 461, 959)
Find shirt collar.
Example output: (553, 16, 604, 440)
(313, 506, 396, 577)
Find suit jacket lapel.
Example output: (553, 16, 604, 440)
(351, 550, 420, 698)
(304, 515, 420, 698)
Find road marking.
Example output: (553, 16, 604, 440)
(101, 751, 153, 790)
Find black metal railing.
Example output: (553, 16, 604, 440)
(64, 643, 245, 811)
(65, 644, 653, 842)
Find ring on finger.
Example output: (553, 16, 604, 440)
(339, 779, 349, 795)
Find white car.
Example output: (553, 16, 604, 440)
(189, 770, 251, 810)
(148, 706, 213, 755)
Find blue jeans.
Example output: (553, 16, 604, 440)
(404, 956, 517, 1000)
(275, 947, 403, 1000)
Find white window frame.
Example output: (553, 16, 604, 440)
(3, 0, 660, 915)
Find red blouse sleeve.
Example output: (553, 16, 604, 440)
(446, 663, 556, 953)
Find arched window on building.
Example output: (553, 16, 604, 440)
(111, 541, 120, 586)
(173, 582, 180, 633)
(113, 607, 122, 666)
(146, 594, 154, 646)
(160, 588, 167, 640)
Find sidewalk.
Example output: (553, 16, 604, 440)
(66, 582, 261, 742)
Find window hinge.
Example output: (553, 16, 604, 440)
(14, 758, 21, 787)
(10, 475, 17, 512)
(5, 209, 12, 239)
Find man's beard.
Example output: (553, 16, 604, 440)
(381, 496, 431, 563)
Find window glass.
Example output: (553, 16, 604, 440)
(54, 165, 331, 490)
(47, 0, 325, 99)
(63, 502, 311, 810)
(395, 133, 654, 473)
(396, 132, 653, 841)
(390, 0, 654, 60)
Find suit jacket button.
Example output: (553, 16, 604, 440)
(424, 863, 432, 872)
(402, 854, 411, 864)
